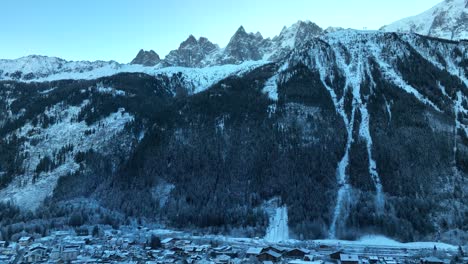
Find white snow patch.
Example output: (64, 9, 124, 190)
(0, 102, 134, 211)
(0, 56, 267, 95)
(152, 183, 175, 208)
(382, 0, 468, 41)
(371, 51, 442, 112)
(359, 105, 385, 211)
(96, 84, 126, 96)
(316, 235, 458, 250)
(263, 75, 279, 101)
(265, 206, 289, 243)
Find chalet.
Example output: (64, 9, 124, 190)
(170, 246, 184, 253)
(184, 245, 196, 254)
(50, 247, 60, 260)
(62, 248, 79, 262)
(29, 244, 47, 254)
(258, 250, 282, 262)
(330, 251, 343, 260)
(76, 227, 89, 236)
(304, 255, 321, 261)
(18, 236, 34, 246)
(195, 245, 209, 253)
(0, 241, 5, 247)
(246, 247, 264, 257)
(384, 256, 397, 264)
(23, 245, 47, 263)
(163, 250, 176, 258)
(420, 257, 444, 264)
(285, 248, 310, 258)
(215, 254, 232, 264)
(161, 237, 176, 247)
(214, 245, 232, 252)
(265, 245, 286, 254)
(188, 254, 202, 262)
(175, 239, 192, 247)
(2, 243, 17, 255)
(368, 256, 379, 264)
(340, 254, 359, 264)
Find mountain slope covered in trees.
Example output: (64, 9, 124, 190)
(0, 27, 467, 244)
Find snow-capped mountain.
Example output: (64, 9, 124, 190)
(0, 21, 324, 82)
(268, 20, 323, 61)
(0, 20, 467, 243)
(0, 55, 122, 81)
(382, 0, 468, 40)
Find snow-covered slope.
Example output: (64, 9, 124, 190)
(0, 55, 121, 81)
(282, 29, 467, 238)
(0, 55, 267, 94)
(381, 0, 468, 40)
(0, 101, 135, 210)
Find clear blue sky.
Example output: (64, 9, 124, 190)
(1, 0, 442, 63)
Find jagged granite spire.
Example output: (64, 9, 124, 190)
(221, 26, 269, 64)
(130, 49, 161, 66)
(164, 35, 219, 67)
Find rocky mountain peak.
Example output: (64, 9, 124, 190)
(260, 20, 324, 62)
(130, 49, 161, 66)
(180, 35, 198, 49)
(164, 35, 219, 67)
(275, 20, 323, 48)
(235, 25, 247, 35)
(221, 26, 268, 64)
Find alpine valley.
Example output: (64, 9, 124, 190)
(0, 0, 467, 245)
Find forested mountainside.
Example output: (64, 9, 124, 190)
(0, 29, 467, 243)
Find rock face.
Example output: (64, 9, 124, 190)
(269, 20, 324, 61)
(164, 35, 219, 67)
(0, 20, 325, 81)
(220, 26, 269, 64)
(130, 49, 161, 66)
(382, 0, 468, 40)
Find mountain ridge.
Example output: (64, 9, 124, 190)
(382, 0, 468, 40)
(0, 28, 467, 242)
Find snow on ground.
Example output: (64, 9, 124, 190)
(142, 225, 459, 252)
(262, 75, 279, 101)
(315, 235, 458, 251)
(0, 56, 268, 95)
(96, 83, 127, 96)
(401, 34, 468, 88)
(151, 182, 175, 208)
(155, 61, 267, 94)
(264, 198, 289, 243)
(370, 44, 442, 112)
(455, 91, 468, 142)
(359, 105, 385, 211)
(381, 0, 468, 41)
(0, 101, 134, 210)
(265, 207, 289, 243)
